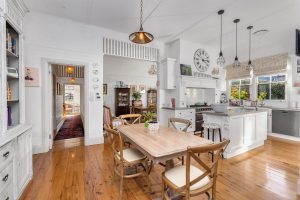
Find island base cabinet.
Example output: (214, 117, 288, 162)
(15, 130, 32, 199)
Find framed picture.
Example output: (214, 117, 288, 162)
(139, 85, 146, 93)
(103, 84, 107, 95)
(180, 64, 192, 76)
(130, 85, 137, 93)
(25, 67, 39, 87)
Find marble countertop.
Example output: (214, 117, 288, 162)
(0, 124, 32, 147)
(202, 109, 267, 117)
(161, 107, 195, 110)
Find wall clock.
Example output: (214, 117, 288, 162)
(194, 49, 210, 72)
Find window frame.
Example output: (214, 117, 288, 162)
(230, 78, 252, 100)
(257, 73, 287, 101)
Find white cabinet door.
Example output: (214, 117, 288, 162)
(256, 113, 268, 141)
(244, 115, 256, 145)
(15, 130, 32, 197)
(228, 117, 244, 150)
(160, 58, 176, 90)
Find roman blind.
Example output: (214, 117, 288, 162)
(226, 62, 250, 80)
(253, 53, 288, 76)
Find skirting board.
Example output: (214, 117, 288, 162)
(268, 133, 300, 142)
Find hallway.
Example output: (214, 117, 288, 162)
(54, 115, 84, 140)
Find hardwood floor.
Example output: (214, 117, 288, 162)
(20, 137, 300, 200)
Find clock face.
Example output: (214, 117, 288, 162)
(194, 49, 210, 72)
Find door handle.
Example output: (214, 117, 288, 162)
(280, 111, 289, 113)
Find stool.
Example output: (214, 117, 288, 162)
(203, 123, 222, 162)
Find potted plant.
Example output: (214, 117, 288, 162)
(132, 91, 142, 106)
(258, 92, 267, 106)
(144, 112, 159, 133)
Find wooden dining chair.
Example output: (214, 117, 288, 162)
(119, 114, 141, 125)
(105, 127, 152, 200)
(169, 118, 192, 132)
(162, 139, 230, 200)
(103, 105, 122, 130)
(168, 118, 192, 165)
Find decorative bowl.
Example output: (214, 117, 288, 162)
(212, 103, 229, 113)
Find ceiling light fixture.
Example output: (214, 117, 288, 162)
(129, 0, 154, 44)
(217, 9, 226, 68)
(66, 65, 74, 74)
(246, 26, 254, 77)
(233, 19, 241, 68)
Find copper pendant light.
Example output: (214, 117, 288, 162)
(129, 0, 154, 44)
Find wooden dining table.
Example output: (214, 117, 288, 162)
(117, 123, 212, 164)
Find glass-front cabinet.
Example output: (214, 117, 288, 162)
(115, 88, 130, 116)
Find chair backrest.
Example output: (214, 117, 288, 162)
(104, 127, 124, 161)
(185, 139, 230, 196)
(168, 117, 192, 132)
(103, 105, 113, 129)
(119, 114, 141, 125)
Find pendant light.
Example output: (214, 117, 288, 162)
(233, 19, 240, 68)
(129, 0, 154, 44)
(246, 26, 254, 77)
(217, 10, 226, 67)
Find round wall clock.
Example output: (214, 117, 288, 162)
(194, 49, 210, 72)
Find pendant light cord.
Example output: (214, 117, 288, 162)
(220, 14, 223, 52)
(235, 22, 238, 57)
(140, 0, 143, 29)
(249, 28, 251, 61)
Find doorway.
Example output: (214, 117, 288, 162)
(51, 64, 85, 142)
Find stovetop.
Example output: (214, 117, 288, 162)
(189, 105, 213, 112)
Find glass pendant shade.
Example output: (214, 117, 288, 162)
(129, 0, 154, 44)
(129, 26, 154, 44)
(233, 56, 241, 68)
(217, 51, 226, 66)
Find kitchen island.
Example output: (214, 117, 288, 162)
(202, 108, 268, 158)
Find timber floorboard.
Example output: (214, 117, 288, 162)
(20, 137, 300, 200)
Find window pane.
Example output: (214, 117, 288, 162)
(272, 74, 286, 82)
(241, 79, 251, 85)
(230, 86, 239, 99)
(258, 84, 270, 100)
(271, 83, 285, 100)
(258, 76, 270, 84)
(231, 80, 240, 86)
(240, 85, 250, 100)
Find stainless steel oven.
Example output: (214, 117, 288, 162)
(191, 106, 213, 132)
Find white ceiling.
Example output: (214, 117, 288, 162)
(24, 0, 300, 59)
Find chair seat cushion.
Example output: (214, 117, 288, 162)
(112, 119, 122, 128)
(164, 165, 210, 191)
(122, 148, 146, 162)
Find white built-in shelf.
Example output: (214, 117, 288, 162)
(7, 99, 19, 102)
(7, 74, 19, 79)
(6, 49, 19, 58)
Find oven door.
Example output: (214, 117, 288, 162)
(195, 113, 204, 132)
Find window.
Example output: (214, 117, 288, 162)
(230, 79, 251, 100)
(257, 74, 286, 100)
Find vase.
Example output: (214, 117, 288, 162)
(147, 121, 159, 133)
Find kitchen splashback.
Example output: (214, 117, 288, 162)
(186, 88, 215, 106)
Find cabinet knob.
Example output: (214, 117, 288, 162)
(3, 151, 10, 158)
(2, 174, 9, 182)
(5, 197, 9, 200)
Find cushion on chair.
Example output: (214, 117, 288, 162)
(164, 165, 210, 191)
(121, 148, 146, 162)
(112, 119, 122, 128)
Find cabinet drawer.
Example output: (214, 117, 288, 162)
(0, 181, 13, 200)
(175, 110, 195, 117)
(0, 162, 13, 192)
(0, 142, 13, 171)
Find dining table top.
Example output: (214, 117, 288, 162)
(117, 123, 212, 163)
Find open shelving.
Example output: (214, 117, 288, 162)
(6, 22, 20, 130)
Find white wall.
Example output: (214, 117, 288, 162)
(23, 12, 165, 154)
(103, 55, 157, 115)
